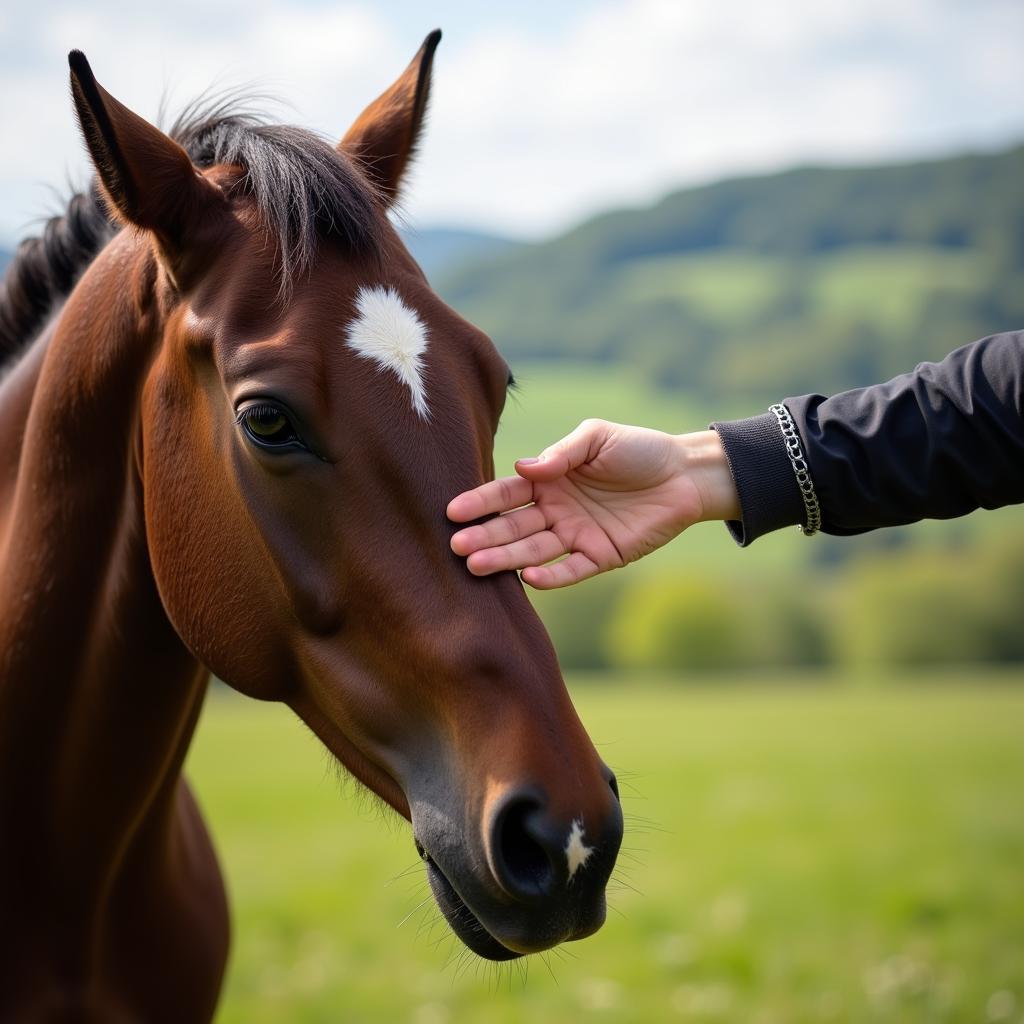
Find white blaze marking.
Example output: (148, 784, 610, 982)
(345, 285, 430, 418)
(565, 818, 595, 882)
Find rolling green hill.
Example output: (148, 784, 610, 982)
(438, 146, 1024, 404)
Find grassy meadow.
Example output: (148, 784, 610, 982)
(188, 676, 1024, 1024)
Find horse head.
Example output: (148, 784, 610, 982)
(67, 32, 623, 961)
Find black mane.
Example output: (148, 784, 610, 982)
(0, 184, 117, 368)
(0, 97, 382, 370)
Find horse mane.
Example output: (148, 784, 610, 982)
(0, 94, 384, 371)
(0, 185, 117, 369)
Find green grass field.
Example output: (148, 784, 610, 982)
(187, 675, 1024, 1024)
(614, 247, 988, 336)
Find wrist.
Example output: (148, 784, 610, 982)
(675, 430, 741, 522)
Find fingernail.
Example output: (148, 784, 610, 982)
(516, 457, 541, 466)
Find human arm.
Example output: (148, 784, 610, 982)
(716, 331, 1024, 544)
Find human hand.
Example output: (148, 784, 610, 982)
(447, 420, 740, 589)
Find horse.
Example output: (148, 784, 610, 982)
(0, 30, 624, 1022)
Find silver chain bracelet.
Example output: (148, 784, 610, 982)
(769, 403, 821, 536)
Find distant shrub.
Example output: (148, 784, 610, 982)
(606, 576, 744, 672)
(974, 534, 1024, 662)
(753, 586, 834, 668)
(530, 572, 625, 671)
(603, 573, 831, 674)
(838, 549, 1013, 667)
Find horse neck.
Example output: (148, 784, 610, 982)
(0, 231, 207, 929)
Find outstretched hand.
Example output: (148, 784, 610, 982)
(446, 420, 740, 589)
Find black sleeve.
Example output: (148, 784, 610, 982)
(712, 331, 1024, 546)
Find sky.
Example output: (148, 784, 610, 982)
(1, 0, 1022, 246)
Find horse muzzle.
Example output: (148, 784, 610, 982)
(411, 770, 624, 960)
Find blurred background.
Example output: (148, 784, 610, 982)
(3, 1, 1023, 1021)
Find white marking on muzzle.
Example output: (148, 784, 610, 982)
(345, 285, 430, 418)
(565, 818, 595, 882)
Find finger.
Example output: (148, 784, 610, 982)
(446, 475, 534, 523)
(514, 419, 611, 482)
(450, 505, 548, 556)
(521, 552, 602, 590)
(466, 530, 565, 576)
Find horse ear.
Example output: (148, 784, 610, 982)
(68, 50, 222, 253)
(339, 29, 441, 205)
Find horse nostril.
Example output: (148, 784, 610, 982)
(607, 771, 620, 802)
(493, 796, 555, 899)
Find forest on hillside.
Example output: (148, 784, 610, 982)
(437, 145, 1024, 404)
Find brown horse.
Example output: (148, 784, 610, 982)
(0, 30, 623, 1023)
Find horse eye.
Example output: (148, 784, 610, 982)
(239, 403, 303, 449)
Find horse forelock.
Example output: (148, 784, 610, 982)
(168, 97, 385, 297)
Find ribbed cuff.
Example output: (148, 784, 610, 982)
(710, 412, 807, 546)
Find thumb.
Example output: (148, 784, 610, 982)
(515, 419, 610, 481)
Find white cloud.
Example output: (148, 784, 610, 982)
(412, 0, 1024, 235)
(0, 0, 1022, 245)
